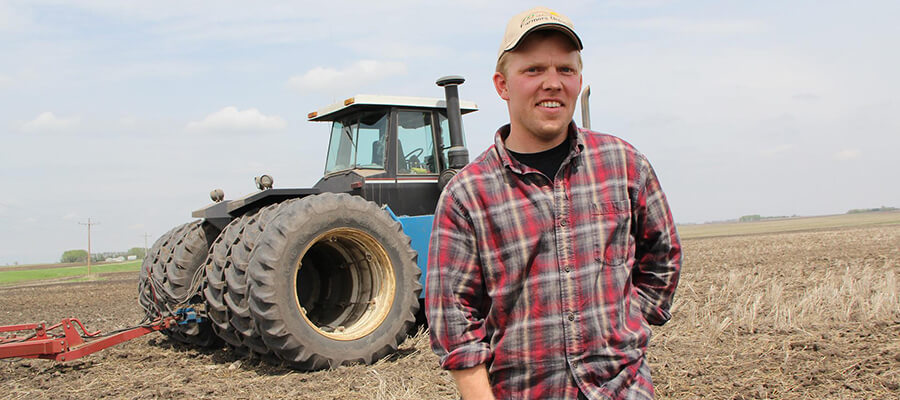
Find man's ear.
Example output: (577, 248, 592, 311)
(493, 71, 510, 101)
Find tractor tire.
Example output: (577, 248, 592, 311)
(205, 202, 286, 356)
(248, 193, 421, 370)
(203, 217, 245, 348)
(139, 225, 180, 316)
(138, 220, 219, 347)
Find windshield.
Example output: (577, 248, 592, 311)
(324, 110, 389, 174)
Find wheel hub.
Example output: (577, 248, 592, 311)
(294, 228, 395, 340)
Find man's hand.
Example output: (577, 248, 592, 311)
(450, 364, 496, 400)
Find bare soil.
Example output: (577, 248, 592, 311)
(2, 225, 898, 399)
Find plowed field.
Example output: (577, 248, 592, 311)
(2, 222, 899, 399)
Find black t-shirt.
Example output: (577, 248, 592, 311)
(507, 136, 571, 182)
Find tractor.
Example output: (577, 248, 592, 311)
(137, 76, 477, 370)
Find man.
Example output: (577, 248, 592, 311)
(426, 7, 682, 400)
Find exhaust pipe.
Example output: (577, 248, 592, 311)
(580, 85, 591, 130)
(436, 76, 469, 169)
(436, 75, 469, 190)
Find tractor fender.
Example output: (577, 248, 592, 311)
(383, 207, 433, 298)
(192, 188, 323, 230)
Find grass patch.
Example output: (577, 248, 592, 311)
(0, 260, 142, 286)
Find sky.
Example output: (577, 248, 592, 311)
(1, 0, 898, 265)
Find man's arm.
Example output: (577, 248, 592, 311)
(631, 156, 682, 326)
(450, 364, 496, 400)
(426, 190, 494, 374)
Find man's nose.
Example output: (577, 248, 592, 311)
(542, 70, 563, 90)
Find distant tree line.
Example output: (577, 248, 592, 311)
(738, 214, 792, 223)
(847, 206, 898, 214)
(60, 247, 146, 263)
(60, 249, 89, 263)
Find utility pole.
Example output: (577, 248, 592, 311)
(142, 233, 151, 259)
(79, 218, 98, 276)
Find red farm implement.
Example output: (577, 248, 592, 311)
(0, 309, 199, 362)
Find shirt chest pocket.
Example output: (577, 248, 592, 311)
(590, 199, 631, 266)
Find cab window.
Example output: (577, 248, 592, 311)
(438, 112, 466, 170)
(324, 111, 388, 174)
(396, 111, 438, 175)
(356, 112, 388, 168)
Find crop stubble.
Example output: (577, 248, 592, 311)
(1, 224, 898, 399)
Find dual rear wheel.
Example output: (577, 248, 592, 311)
(138, 193, 421, 369)
(138, 220, 219, 347)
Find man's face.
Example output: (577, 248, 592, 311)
(493, 32, 582, 146)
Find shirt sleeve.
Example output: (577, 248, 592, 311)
(425, 189, 492, 370)
(631, 156, 682, 326)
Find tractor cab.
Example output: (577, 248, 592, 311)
(307, 94, 477, 216)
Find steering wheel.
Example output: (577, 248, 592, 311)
(404, 148, 424, 159)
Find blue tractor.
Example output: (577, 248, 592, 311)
(138, 77, 476, 370)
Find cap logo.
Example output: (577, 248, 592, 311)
(520, 11, 565, 28)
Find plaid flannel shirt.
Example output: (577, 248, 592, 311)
(426, 123, 682, 399)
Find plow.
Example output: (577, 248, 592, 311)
(0, 315, 179, 362)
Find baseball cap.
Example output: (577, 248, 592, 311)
(498, 7, 583, 61)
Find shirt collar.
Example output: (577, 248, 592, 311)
(494, 121, 585, 175)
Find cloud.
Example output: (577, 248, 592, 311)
(792, 93, 820, 102)
(0, 74, 10, 88)
(833, 149, 861, 161)
(341, 40, 445, 60)
(761, 144, 793, 157)
(583, 46, 840, 128)
(288, 60, 407, 93)
(186, 107, 287, 133)
(119, 116, 137, 126)
(62, 212, 80, 221)
(20, 112, 80, 133)
(620, 17, 767, 34)
(0, 1, 33, 33)
(104, 61, 205, 81)
(0, 201, 24, 218)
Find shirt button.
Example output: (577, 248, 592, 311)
(564, 265, 571, 272)
(559, 219, 567, 227)
(567, 313, 575, 321)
